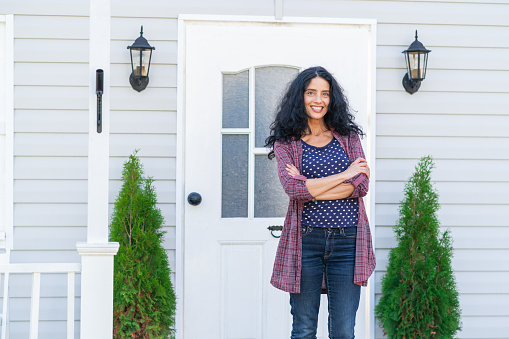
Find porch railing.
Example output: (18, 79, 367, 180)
(0, 263, 81, 339)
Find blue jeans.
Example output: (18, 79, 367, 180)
(290, 226, 360, 339)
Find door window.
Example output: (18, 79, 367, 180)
(221, 66, 299, 218)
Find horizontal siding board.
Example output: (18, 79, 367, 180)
(8, 273, 81, 298)
(9, 297, 80, 321)
(460, 294, 509, 316)
(110, 156, 176, 179)
(14, 156, 88, 179)
(15, 62, 89, 86)
(376, 181, 509, 204)
(110, 133, 176, 157)
(111, 40, 176, 64)
(0, 0, 88, 15)
(15, 110, 88, 133)
(9, 320, 80, 339)
(376, 225, 509, 250)
(376, 204, 509, 227)
(108, 203, 176, 227)
(111, 17, 178, 41)
(376, 158, 509, 182)
(377, 45, 509, 71)
(111, 63, 176, 88)
(377, 114, 509, 138)
(375, 315, 509, 339)
(375, 248, 509, 272)
(14, 15, 89, 39)
(377, 91, 509, 115)
(110, 110, 177, 134)
(110, 87, 176, 111)
(10, 250, 81, 263)
(284, 0, 509, 26)
(14, 86, 88, 110)
(111, 0, 274, 17)
(14, 203, 87, 227)
(14, 226, 86, 250)
(14, 39, 88, 63)
(161, 226, 176, 250)
(14, 179, 87, 203)
(377, 68, 509, 93)
(375, 271, 509, 294)
(109, 179, 175, 203)
(457, 316, 509, 339)
(378, 23, 509, 48)
(376, 136, 509, 160)
(15, 133, 88, 156)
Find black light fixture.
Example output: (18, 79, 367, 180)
(402, 31, 431, 94)
(127, 26, 155, 92)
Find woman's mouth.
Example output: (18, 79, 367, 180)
(310, 106, 323, 113)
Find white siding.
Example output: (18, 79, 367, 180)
(8, 14, 89, 339)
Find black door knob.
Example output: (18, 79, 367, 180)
(187, 192, 202, 206)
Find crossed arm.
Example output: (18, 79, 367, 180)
(285, 158, 370, 201)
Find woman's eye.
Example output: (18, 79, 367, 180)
(323, 93, 329, 97)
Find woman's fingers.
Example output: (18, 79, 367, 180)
(285, 164, 300, 177)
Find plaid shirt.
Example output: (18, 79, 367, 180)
(270, 130, 376, 293)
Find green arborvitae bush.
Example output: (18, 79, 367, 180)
(375, 156, 461, 338)
(110, 152, 177, 339)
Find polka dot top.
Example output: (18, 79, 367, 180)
(301, 138, 359, 228)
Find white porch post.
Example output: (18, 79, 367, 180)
(78, 0, 119, 338)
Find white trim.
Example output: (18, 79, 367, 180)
(178, 14, 377, 26)
(177, 15, 378, 339)
(87, 0, 111, 243)
(29, 272, 41, 339)
(76, 242, 120, 256)
(0, 263, 81, 273)
(175, 17, 186, 339)
(274, 0, 283, 20)
(366, 22, 377, 339)
(3, 14, 14, 255)
(248, 67, 255, 219)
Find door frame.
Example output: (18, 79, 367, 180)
(177, 15, 377, 339)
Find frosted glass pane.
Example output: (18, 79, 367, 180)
(254, 155, 288, 218)
(223, 71, 249, 128)
(222, 135, 249, 218)
(255, 67, 299, 147)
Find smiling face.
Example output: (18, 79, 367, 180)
(303, 77, 330, 122)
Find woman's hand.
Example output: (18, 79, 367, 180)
(285, 164, 300, 177)
(343, 158, 370, 179)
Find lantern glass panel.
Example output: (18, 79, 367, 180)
(131, 49, 142, 76)
(141, 49, 152, 76)
(408, 51, 422, 79)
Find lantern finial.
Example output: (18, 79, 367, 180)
(415, 30, 418, 40)
(140, 25, 144, 36)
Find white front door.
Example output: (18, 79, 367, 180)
(181, 18, 375, 339)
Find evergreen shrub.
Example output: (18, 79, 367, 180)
(110, 152, 177, 339)
(375, 156, 461, 338)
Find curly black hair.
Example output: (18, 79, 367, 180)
(265, 66, 364, 159)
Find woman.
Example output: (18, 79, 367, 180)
(265, 66, 376, 339)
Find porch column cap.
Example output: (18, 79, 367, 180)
(77, 242, 119, 256)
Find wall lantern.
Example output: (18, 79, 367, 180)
(402, 31, 431, 94)
(127, 26, 155, 92)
